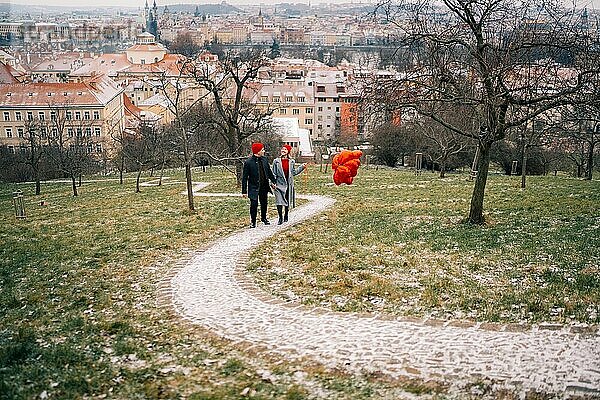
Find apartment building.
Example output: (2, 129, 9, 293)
(0, 74, 124, 155)
(252, 83, 315, 138)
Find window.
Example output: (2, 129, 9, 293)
(85, 127, 92, 136)
(50, 111, 56, 121)
(76, 128, 82, 137)
(7, 145, 14, 154)
(96, 143, 102, 153)
(94, 127, 101, 136)
(272, 97, 280, 103)
(41, 127, 47, 138)
(17, 127, 24, 137)
(317, 124, 323, 130)
(66, 111, 72, 120)
(305, 118, 313, 124)
(67, 128, 74, 137)
(336, 107, 340, 112)
(260, 96, 268, 102)
(317, 97, 326, 102)
(26, 112, 33, 121)
(38, 112, 45, 121)
(52, 128, 58, 137)
(141, 59, 145, 65)
(305, 108, 312, 114)
(19, 145, 26, 154)
(298, 97, 305, 102)
(84, 111, 90, 120)
(5, 128, 12, 138)
(292, 109, 300, 115)
(279, 109, 287, 115)
(93, 111, 100, 120)
(3, 112, 9, 121)
(75, 111, 81, 120)
(87, 143, 93, 153)
(316, 85, 325, 93)
(15, 112, 22, 121)
(285, 96, 293, 102)
(317, 107, 323, 112)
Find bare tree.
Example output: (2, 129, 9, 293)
(154, 58, 210, 211)
(369, 0, 600, 224)
(190, 47, 276, 184)
(370, 122, 420, 167)
(555, 103, 600, 180)
(417, 106, 471, 177)
(122, 120, 167, 193)
(21, 117, 46, 195)
(45, 105, 98, 196)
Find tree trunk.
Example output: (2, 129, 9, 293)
(439, 160, 446, 178)
(136, 169, 142, 193)
(585, 142, 594, 180)
(119, 156, 124, 185)
(33, 167, 41, 195)
(235, 162, 243, 186)
(78, 174, 82, 187)
(158, 160, 165, 186)
(468, 142, 491, 225)
(185, 164, 195, 211)
(521, 145, 528, 189)
(71, 175, 78, 197)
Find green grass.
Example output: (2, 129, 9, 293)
(1, 167, 424, 399)
(1, 165, 596, 399)
(249, 167, 600, 325)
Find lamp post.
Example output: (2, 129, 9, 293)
(12, 190, 26, 219)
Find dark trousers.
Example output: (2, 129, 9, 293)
(277, 189, 289, 220)
(250, 190, 269, 223)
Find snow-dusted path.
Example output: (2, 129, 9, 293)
(169, 184, 600, 397)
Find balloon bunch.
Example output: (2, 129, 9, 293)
(332, 150, 363, 185)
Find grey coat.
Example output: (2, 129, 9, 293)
(272, 157, 305, 207)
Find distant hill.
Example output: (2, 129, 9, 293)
(0, 2, 140, 15)
(161, 3, 242, 15)
(0, 2, 242, 17)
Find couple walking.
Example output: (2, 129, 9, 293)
(241, 142, 306, 228)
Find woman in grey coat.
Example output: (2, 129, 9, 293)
(272, 144, 306, 225)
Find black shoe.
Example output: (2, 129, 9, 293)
(283, 216, 288, 222)
(262, 219, 270, 225)
(278, 217, 283, 225)
(250, 222, 256, 228)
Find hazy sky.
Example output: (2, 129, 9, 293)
(5, 0, 600, 10)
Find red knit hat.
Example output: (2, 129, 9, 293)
(283, 144, 292, 153)
(251, 142, 264, 154)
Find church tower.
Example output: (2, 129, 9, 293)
(146, 0, 159, 39)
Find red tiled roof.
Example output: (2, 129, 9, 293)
(0, 62, 19, 84)
(71, 53, 187, 78)
(123, 93, 142, 117)
(0, 75, 122, 107)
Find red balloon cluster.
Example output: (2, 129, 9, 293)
(332, 150, 363, 185)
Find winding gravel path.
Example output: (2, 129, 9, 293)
(169, 186, 600, 397)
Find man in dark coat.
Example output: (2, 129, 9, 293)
(242, 142, 276, 228)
